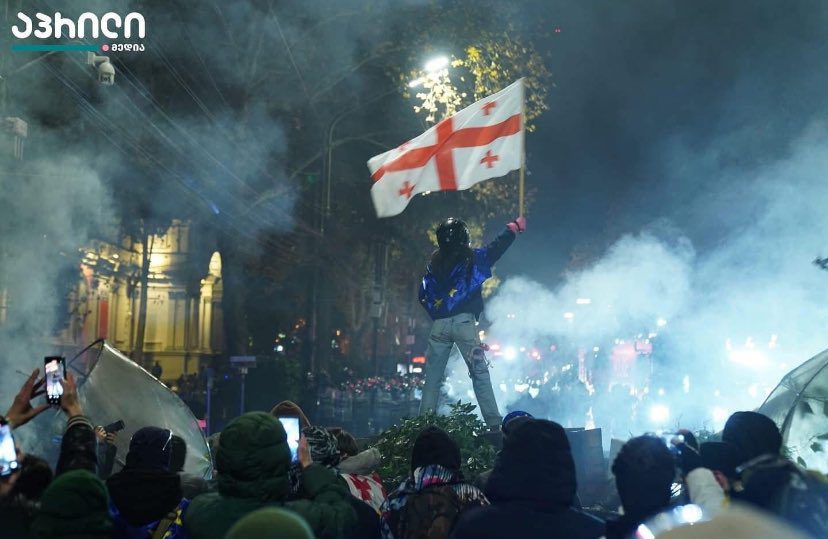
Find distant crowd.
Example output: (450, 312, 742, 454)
(2, 366, 826, 539)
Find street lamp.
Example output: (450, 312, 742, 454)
(408, 55, 450, 88)
(424, 56, 449, 72)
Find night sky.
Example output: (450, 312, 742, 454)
(500, 0, 828, 286)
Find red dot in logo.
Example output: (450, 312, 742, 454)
(101, 44, 110, 52)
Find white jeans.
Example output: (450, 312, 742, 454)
(419, 312, 502, 427)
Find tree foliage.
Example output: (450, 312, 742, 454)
(402, 34, 551, 131)
(373, 401, 497, 491)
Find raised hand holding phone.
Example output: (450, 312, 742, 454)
(4, 368, 48, 428)
(59, 373, 83, 418)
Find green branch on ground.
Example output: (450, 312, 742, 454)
(372, 401, 497, 491)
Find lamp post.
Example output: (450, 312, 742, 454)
(324, 54, 451, 221)
(310, 87, 399, 378)
(323, 86, 401, 231)
(311, 55, 449, 379)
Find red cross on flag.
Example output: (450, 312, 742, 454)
(368, 79, 524, 218)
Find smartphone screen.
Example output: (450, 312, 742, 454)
(278, 416, 300, 462)
(44, 356, 65, 406)
(0, 422, 19, 477)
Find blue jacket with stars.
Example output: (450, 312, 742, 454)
(419, 227, 516, 320)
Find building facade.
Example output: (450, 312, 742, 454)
(61, 220, 223, 381)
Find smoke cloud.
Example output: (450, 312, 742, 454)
(0, 153, 113, 396)
(439, 121, 828, 443)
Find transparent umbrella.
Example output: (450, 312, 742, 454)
(19, 340, 212, 478)
(758, 348, 828, 472)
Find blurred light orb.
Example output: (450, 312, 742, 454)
(424, 56, 449, 72)
(649, 404, 670, 424)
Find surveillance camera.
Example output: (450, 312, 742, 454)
(86, 52, 115, 86)
(97, 60, 115, 86)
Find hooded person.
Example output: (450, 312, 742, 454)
(304, 426, 382, 538)
(722, 412, 782, 464)
(224, 507, 315, 539)
(720, 412, 828, 538)
(30, 469, 113, 539)
(605, 435, 676, 539)
(107, 426, 189, 539)
(183, 412, 356, 539)
(452, 419, 604, 539)
(271, 400, 313, 498)
(474, 411, 534, 490)
(380, 426, 488, 539)
(419, 217, 526, 428)
(271, 400, 312, 429)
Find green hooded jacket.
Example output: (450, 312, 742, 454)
(183, 412, 356, 539)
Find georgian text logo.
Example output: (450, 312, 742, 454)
(12, 12, 145, 40)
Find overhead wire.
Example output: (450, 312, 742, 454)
(30, 0, 390, 293)
(34, 0, 314, 242)
(52, 49, 307, 259)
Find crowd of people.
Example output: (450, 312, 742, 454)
(2, 367, 826, 539)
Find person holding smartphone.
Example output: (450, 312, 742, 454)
(1, 364, 100, 537)
(1, 368, 50, 511)
(2, 362, 97, 475)
(183, 411, 357, 539)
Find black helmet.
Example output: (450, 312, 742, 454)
(436, 218, 470, 250)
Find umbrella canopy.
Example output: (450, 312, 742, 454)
(19, 340, 212, 478)
(758, 348, 828, 472)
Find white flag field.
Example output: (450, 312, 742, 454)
(367, 79, 525, 218)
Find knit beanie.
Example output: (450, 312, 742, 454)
(302, 426, 341, 467)
(30, 470, 113, 539)
(722, 412, 782, 463)
(225, 507, 314, 539)
(125, 426, 173, 471)
(501, 410, 533, 434)
(411, 426, 461, 474)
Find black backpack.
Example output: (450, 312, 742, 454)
(735, 454, 828, 538)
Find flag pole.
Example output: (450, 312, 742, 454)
(518, 79, 526, 217)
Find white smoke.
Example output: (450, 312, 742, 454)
(442, 122, 828, 439)
(487, 232, 694, 345)
(0, 154, 113, 396)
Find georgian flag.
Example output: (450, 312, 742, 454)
(368, 79, 524, 218)
(341, 472, 387, 512)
